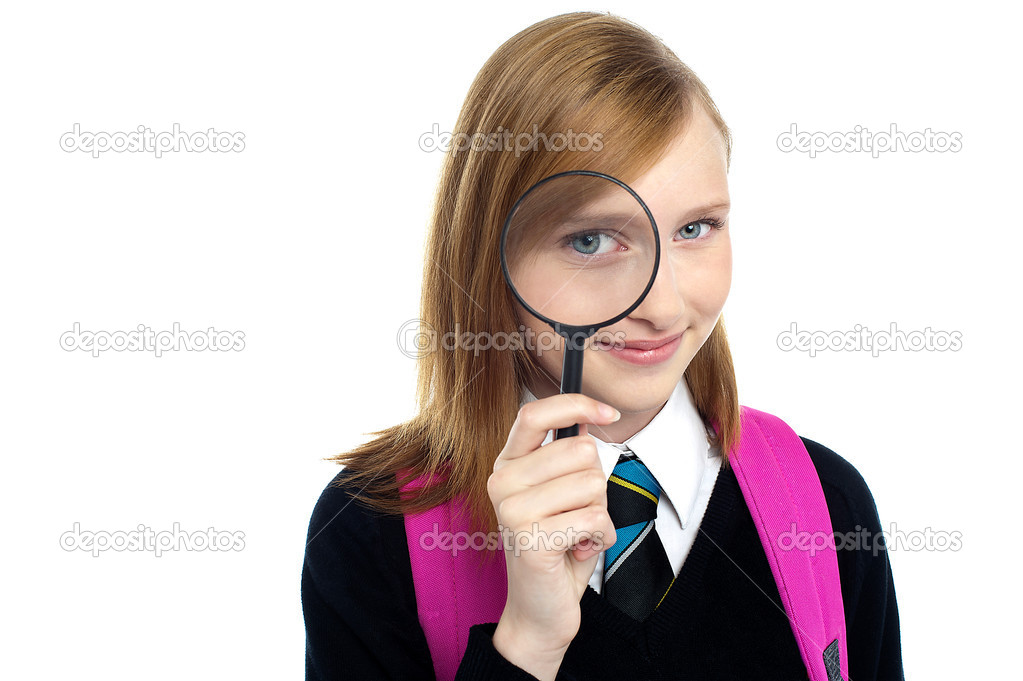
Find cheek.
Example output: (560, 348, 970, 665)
(686, 243, 731, 317)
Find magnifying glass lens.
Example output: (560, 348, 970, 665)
(504, 173, 658, 328)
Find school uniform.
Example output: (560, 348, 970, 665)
(302, 381, 904, 679)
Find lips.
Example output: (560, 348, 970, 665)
(620, 333, 684, 351)
(595, 331, 685, 366)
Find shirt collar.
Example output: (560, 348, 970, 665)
(520, 378, 719, 528)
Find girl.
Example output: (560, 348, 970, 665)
(303, 12, 903, 681)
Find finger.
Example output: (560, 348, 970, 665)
(496, 434, 601, 489)
(500, 394, 620, 462)
(499, 467, 608, 527)
(529, 505, 615, 565)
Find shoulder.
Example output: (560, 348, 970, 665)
(306, 467, 383, 545)
(741, 407, 884, 533)
(303, 467, 414, 607)
(798, 436, 884, 535)
(305, 465, 408, 554)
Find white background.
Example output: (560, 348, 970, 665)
(1, 1, 1018, 678)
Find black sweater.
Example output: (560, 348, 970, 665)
(302, 437, 904, 680)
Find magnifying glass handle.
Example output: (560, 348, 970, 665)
(555, 344, 584, 440)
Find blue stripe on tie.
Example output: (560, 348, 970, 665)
(611, 459, 660, 499)
(603, 520, 646, 567)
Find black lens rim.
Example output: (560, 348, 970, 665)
(499, 169, 661, 338)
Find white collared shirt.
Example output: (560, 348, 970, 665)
(521, 378, 723, 594)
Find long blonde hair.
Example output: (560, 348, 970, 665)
(329, 12, 740, 555)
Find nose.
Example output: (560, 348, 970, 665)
(626, 250, 684, 329)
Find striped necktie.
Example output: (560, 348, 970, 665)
(602, 447, 675, 621)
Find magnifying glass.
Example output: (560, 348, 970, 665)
(500, 170, 660, 440)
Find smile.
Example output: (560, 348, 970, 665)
(596, 331, 684, 366)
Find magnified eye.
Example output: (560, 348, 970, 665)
(569, 232, 617, 255)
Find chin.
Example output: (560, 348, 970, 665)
(580, 362, 685, 415)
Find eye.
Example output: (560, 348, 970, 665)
(569, 232, 618, 255)
(676, 218, 724, 240)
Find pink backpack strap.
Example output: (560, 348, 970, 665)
(399, 466, 508, 681)
(729, 406, 848, 681)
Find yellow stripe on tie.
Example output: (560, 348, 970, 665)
(609, 475, 658, 504)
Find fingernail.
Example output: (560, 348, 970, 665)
(602, 405, 621, 421)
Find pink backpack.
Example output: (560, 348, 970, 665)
(398, 406, 848, 681)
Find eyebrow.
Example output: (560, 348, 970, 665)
(681, 200, 731, 219)
(558, 214, 649, 231)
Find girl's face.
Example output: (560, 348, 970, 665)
(517, 105, 732, 437)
